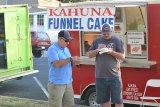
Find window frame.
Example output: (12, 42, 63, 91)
(29, 15, 33, 25)
(37, 15, 44, 26)
(79, 5, 156, 68)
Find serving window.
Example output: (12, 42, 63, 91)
(80, 7, 124, 56)
(81, 6, 149, 61)
(81, 32, 100, 56)
(125, 7, 147, 59)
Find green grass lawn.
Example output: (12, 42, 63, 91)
(0, 96, 88, 107)
(0, 96, 47, 107)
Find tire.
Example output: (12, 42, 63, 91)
(32, 50, 42, 58)
(84, 88, 102, 107)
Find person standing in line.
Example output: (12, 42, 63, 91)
(84, 41, 91, 54)
(87, 23, 125, 107)
(47, 30, 80, 107)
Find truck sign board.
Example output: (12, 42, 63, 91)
(47, 6, 115, 31)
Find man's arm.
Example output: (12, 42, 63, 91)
(52, 58, 71, 67)
(52, 56, 81, 67)
(108, 48, 125, 61)
(87, 49, 99, 58)
(87, 48, 125, 60)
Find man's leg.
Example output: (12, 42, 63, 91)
(96, 78, 110, 106)
(111, 77, 123, 107)
(63, 83, 75, 107)
(102, 102, 111, 107)
(115, 104, 124, 107)
(48, 82, 65, 107)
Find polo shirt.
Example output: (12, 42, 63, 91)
(47, 43, 72, 84)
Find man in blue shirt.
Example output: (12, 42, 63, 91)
(47, 30, 80, 107)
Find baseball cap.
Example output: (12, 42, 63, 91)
(101, 23, 112, 34)
(58, 30, 72, 41)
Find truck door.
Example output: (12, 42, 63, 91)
(5, 12, 20, 69)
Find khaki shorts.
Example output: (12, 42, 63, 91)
(48, 82, 75, 107)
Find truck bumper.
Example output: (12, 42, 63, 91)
(0, 70, 39, 82)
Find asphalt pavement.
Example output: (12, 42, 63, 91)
(0, 53, 86, 106)
(0, 59, 48, 101)
(0, 52, 144, 107)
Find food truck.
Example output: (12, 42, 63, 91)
(47, 0, 160, 106)
(0, 5, 38, 82)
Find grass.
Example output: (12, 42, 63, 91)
(0, 96, 88, 107)
(0, 96, 47, 107)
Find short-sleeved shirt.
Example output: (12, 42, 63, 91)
(47, 43, 72, 84)
(89, 36, 124, 78)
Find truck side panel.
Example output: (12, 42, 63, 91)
(72, 4, 160, 105)
(0, 5, 36, 81)
(148, 4, 160, 64)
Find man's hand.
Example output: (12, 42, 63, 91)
(72, 56, 81, 65)
(98, 48, 111, 54)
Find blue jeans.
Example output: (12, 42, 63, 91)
(96, 77, 123, 105)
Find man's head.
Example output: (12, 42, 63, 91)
(101, 23, 112, 34)
(58, 30, 72, 41)
(58, 30, 72, 48)
(101, 23, 112, 39)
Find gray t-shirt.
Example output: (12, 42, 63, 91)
(89, 36, 124, 78)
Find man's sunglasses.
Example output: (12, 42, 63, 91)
(61, 37, 70, 42)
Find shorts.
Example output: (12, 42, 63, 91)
(48, 82, 75, 107)
(96, 77, 123, 105)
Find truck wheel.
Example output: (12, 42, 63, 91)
(85, 88, 102, 107)
(33, 50, 42, 58)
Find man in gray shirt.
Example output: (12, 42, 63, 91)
(87, 23, 125, 107)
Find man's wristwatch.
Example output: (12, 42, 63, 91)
(70, 57, 73, 62)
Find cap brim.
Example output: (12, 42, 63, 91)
(102, 31, 112, 34)
(66, 37, 73, 41)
